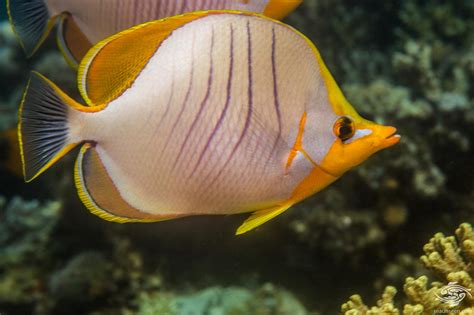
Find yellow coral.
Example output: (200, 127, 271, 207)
(341, 223, 474, 314)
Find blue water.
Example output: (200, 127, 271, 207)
(0, 0, 6, 21)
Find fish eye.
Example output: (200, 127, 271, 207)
(333, 116, 355, 141)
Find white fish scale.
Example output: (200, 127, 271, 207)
(74, 14, 335, 215)
(46, 0, 270, 44)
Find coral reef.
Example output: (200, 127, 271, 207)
(128, 284, 308, 315)
(341, 223, 474, 314)
(0, 195, 61, 314)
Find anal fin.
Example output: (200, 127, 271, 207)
(75, 144, 179, 223)
(236, 204, 292, 235)
(57, 15, 92, 69)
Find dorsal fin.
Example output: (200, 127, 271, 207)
(264, 0, 303, 20)
(77, 10, 221, 106)
(75, 144, 180, 223)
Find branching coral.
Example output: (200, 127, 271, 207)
(341, 223, 474, 314)
(341, 286, 400, 315)
(0, 196, 61, 310)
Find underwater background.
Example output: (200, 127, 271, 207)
(0, 0, 473, 314)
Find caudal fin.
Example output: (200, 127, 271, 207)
(7, 0, 57, 56)
(19, 72, 80, 182)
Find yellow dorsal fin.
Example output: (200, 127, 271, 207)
(264, 0, 303, 20)
(236, 204, 292, 235)
(77, 11, 217, 106)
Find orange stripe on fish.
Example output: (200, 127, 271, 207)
(285, 112, 307, 172)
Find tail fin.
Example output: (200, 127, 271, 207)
(19, 72, 80, 182)
(6, 0, 58, 56)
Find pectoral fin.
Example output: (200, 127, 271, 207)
(236, 204, 292, 235)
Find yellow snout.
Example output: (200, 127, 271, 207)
(320, 123, 400, 177)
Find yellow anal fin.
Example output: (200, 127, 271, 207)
(236, 204, 292, 235)
(264, 0, 303, 20)
(78, 11, 218, 106)
(75, 144, 180, 223)
(57, 14, 92, 69)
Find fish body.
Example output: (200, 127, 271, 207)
(18, 11, 400, 234)
(7, 0, 302, 66)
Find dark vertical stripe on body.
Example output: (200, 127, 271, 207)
(188, 24, 235, 179)
(152, 1, 159, 18)
(271, 27, 282, 140)
(150, 0, 159, 19)
(135, 0, 143, 24)
(147, 60, 176, 144)
(169, 0, 177, 16)
(128, 0, 135, 29)
(145, 0, 154, 20)
(264, 27, 283, 169)
(112, 0, 120, 33)
(228, 21, 254, 161)
(205, 21, 254, 186)
(172, 28, 215, 171)
(180, 0, 188, 12)
(160, 34, 195, 154)
(163, 0, 169, 16)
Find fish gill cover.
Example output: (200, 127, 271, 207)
(0, 0, 473, 314)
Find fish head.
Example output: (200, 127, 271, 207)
(304, 50, 401, 178)
(319, 112, 400, 177)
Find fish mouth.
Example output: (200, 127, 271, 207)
(380, 127, 401, 147)
(385, 130, 400, 139)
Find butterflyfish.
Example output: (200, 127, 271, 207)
(18, 11, 400, 235)
(6, 0, 302, 67)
